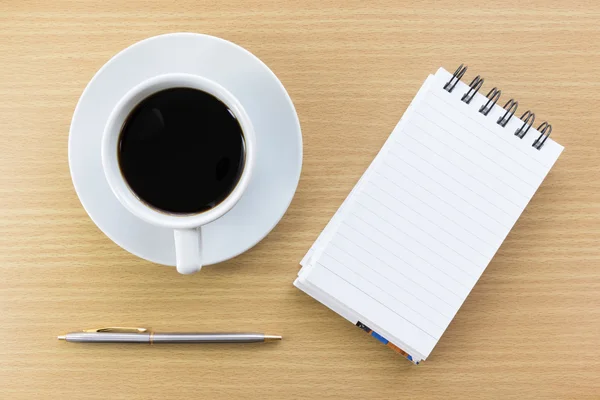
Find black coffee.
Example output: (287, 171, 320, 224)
(118, 88, 245, 214)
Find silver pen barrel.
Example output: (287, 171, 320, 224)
(62, 332, 151, 343)
(59, 332, 282, 343)
(152, 333, 266, 343)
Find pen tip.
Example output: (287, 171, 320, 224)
(264, 335, 282, 342)
(57, 335, 66, 340)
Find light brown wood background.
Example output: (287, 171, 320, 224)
(1, 0, 599, 399)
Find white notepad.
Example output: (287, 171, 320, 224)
(295, 66, 564, 364)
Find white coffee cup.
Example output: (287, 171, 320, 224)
(101, 73, 255, 274)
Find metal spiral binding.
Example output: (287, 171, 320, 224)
(532, 122, 552, 150)
(497, 99, 518, 127)
(447, 65, 553, 151)
(515, 111, 535, 139)
(461, 76, 484, 104)
(444, 64, 467, 93)
(479, 87, 501, 116)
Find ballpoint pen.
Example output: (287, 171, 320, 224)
(57, 327, 282, 344)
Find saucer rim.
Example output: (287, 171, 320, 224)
(68, 32, 303, 266)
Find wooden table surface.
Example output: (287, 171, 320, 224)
(1, 1, 599, 399)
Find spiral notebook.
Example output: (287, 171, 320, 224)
(294, 65, 564, 364)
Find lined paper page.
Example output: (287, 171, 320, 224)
(300, 68, 563, 358)
(300, 74, 436, 269)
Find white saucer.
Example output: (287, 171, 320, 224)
(69, 33, 302, 267)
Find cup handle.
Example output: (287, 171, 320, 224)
(173, 228, 203, 274)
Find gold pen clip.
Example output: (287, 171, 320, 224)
(83, 327, 148, 333)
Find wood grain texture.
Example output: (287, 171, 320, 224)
(1, 0, 599, 399)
